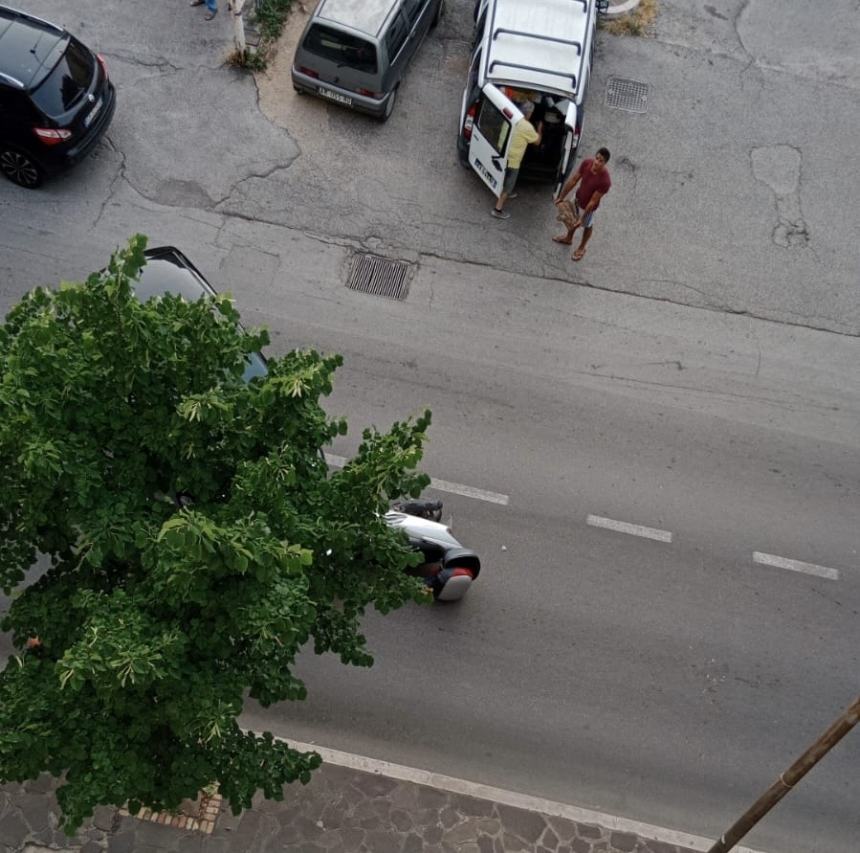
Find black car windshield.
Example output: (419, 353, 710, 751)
(303, 24, 377, 74)
(136, 251, 269, 384)
(30, 37, 94, 116)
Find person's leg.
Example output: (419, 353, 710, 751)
(492, 169, 518, 218)
(571, 209, 595, 259)
(553, 223, 578, 244)
(205, 0, 217, 17)
(572, 226, 593, 260)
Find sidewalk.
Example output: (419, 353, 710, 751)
(0, 741, 745, 853)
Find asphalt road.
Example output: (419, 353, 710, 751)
(1, 2, 859, 852)
(237, 247, 860, 853)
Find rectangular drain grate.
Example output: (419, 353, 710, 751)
(346, 253, 411, 300)
(605, 77, 649, 113)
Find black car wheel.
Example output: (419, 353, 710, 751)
(379, 87, 397, 123)
(0, 148, 44, 189)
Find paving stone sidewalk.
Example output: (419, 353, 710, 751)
(0, 762, 699, 853)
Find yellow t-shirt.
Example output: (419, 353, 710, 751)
(507, 118, 539, 169)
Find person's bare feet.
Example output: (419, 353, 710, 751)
(552, 235, 573, 245)
(572, 247, 587, 261)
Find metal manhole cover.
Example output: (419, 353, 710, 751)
(346, 253, 412, 300)
(605, 77, 649, 113)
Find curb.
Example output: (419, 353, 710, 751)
(282, 737, 770, 853)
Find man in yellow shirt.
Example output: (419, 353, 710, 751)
(492, 101, 543, 220)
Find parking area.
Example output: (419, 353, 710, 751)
(2, 0, 859, 334)
(251, 0, 860, 335)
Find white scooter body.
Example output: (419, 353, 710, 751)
(385, 511, 481, 602)
(384, 512, 462, 548)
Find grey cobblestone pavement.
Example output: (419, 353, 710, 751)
(0, 763, 701, 853)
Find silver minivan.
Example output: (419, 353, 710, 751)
(291, 0, 444, 121)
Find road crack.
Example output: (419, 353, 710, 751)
(213, 162, 301, 208)
(750, 144, 811, 249)
(92, 136, 129, 229)
(102, 51, 181, 73)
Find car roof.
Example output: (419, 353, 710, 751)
(483, 0, 593, 97)
(138, 246, 218, 303)
(138, 247, 268, 382)
(0, 6, 67, 90)
(315, 0, 399, 38)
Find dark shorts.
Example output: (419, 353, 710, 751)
(503, 167, 520, 195)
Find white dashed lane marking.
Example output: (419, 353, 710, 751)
(586, 514, 673, 543)
(327, 456, 843, 584)
(425, 476, 509, 505)
(753, 551, 840, 581)
(324, 453, 509, 506)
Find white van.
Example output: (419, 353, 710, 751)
(457, 0, 603, 195)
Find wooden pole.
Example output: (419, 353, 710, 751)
(708, 695, 860, 853)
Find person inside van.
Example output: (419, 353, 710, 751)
(491, 101, 543, 220)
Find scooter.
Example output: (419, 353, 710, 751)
(386, 500, 481, 601)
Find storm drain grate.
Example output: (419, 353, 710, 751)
(346, 253, 412, 300)
(605, 77, 650, 113)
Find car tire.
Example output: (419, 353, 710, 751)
(431, 0, 445, 29)
(293, 86, 305, 95)
(379, 87, 398, 122)
(0, 147, 44, 189)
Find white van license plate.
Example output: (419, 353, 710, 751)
(318, 88, 352, 106)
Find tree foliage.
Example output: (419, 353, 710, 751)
(0, 235, 431, 830)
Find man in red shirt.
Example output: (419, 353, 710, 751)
(553, 147, 612, 261)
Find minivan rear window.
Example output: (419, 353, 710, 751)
(30, 37, 94, 116)
(303, 24, 378, 75)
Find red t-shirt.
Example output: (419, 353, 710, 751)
(575, 159, 611, 210)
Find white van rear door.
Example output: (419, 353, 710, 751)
(555, 100, 579, 194)
(468, 83, 523, 198)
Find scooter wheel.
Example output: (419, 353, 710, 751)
(435, 573, 473, 602)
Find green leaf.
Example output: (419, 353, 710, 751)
(0, 235, 433, 832)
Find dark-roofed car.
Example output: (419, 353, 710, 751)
(138, 248, 481, 601)
(138, 246, 268, 383)
(0, 4, 116, 188)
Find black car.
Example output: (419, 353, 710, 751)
(0, 5, 116, 188)
(138, 247, 268, 383)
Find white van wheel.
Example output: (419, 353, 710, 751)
(380, 87, 398, 122)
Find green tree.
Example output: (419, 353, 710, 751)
(0, 235, 431, 831)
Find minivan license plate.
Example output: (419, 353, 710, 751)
(318, 88, 352, 106)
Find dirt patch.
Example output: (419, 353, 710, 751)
(600, 0, 658, 37)
(255, 0, 317, 129)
